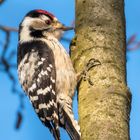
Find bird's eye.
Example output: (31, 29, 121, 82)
(46, 20, 51, 25)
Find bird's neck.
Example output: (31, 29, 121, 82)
(43, 30, 64, 40)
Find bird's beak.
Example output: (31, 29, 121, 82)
(57, 26, 74, 31)
(53, 21, 74, 31)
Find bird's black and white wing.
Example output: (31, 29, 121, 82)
(18, 40, 60, 140)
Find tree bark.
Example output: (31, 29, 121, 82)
(70, 0, 131, 139)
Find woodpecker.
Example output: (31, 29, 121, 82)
(17, 9, 80, 140)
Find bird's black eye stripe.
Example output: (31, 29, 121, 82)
(29, 27, 44, 38)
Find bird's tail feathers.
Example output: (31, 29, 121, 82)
(62, 108, 81, 140)
(58, 96, 81, 140)
(45, 120, 60, 140)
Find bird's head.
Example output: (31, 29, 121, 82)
(19, 9, 73, 42)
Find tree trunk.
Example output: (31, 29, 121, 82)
(70, 0, 131, 139)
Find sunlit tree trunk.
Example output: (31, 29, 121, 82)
(70, 0, 131, 139)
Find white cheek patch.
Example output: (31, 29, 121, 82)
(20, 26, 34, 43)
(41, 15, 50, 21)
(19, 17, 44, 43)
(22, 17, 43, 27)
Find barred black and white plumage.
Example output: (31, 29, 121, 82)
(17, 9, 80, 140)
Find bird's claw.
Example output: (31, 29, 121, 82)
(78, 58, 101, 86)
(86, 58, 101, 72)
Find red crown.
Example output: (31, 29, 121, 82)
(36, 9, 55, 19)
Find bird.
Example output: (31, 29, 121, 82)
(17, 9, 81, 140)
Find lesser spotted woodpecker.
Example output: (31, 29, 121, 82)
(17, 9, 80, 140)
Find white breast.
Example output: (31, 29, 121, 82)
(42, 36, 77, 97)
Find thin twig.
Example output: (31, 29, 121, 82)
(0, 24, 24, 129)
(0, 0, 4, 5)
(0, 25, 18, 32)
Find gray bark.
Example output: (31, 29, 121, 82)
(70, 0, 131, 139)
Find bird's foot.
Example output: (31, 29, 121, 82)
(77, 58, 101, 85)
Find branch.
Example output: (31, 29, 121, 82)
(0, 25, 18, 32)
(0, 0, 4, 5)
(0, 23, 24, 130)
